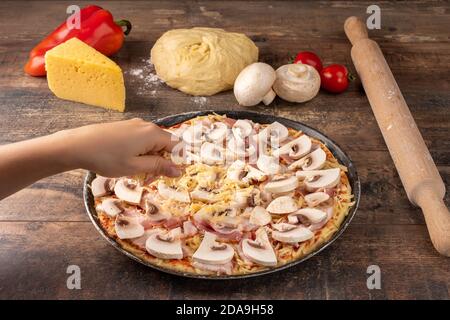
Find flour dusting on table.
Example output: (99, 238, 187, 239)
(192, 96, 207, 107)
(126, 58, 164, 96)
(126, 58, 209, 107)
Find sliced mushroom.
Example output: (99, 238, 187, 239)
(234, 62, 276, 106)
(288, 208, 327, 225)
(230, 189, 249, 209)
(200, 142, 225, 165)
(115, 213, 145, 239)
(170, 123, 189, 138)
(271, 225, 314, 243)
(289, 147, 327, 171)
(273, 135, 312, 159)
(195, 205, 238, 222)
(266, 196, 298, 214)
(192, 232, 235, 265)
(232, 119, 253, 141)
(247, 188, 262, 207)
(114, 178, 143, 205)
(287, 214, 300, 224)
(145, 227, 183, 259)
(191, 188, 219, 203)
(157, 181, 190, 203)
(258, 186, 273, 205)
(101, 198, 123, 217)
(260, 121, 289, 144)
(226, 160, 246, 181)
(249, 206, 272, 226)
(224, 147, 239, 163)
(242, 228, 277, 266)
(143, 198, 171, 221)
(212, 214, 241, 231)
(272, 222, 297, 232)
(272, 191, 295, 199)
(91, 176, 114, 198)
(130, 228, 163, 249)
(170, 143, 201, 165)
(258, 122, 289, 153)
(304, 192, 330, 207)
(171, 142, 200, 165)
(182, 123, 205, 145)
(227, 136, 257, 158)
(170, 146, 185, 165)
(309, 206, 334, 231)
(197, 170, 217, 189)
(185, 150, 202, 164)
(257, 154, 282, 175)
(296, 168, 340, 190)
(264, 175, 298, 194)
(206, 122, 228, 142)
(243, 166, 267, 184)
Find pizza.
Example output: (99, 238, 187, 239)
(90, 114, 354, 276)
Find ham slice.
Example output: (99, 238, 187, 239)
(122, 208, 148, 226)
(121, 207, 166, 230)
(236, 241, 254, 265)
(181, 243, 194, 257)
(280, 153, 295, 165)
(323, 188, 336, 197)
(192, 261, 233, 275)
(139, 192, 172, 229)
(141, 219, 164, 230)
(121, 207, 169, 230)
(163, 217, 184, 229)
(240, 218, 259, 232)
(193, 215, 243, 242)
(183, 220, 198, 237)
(122, 208, 143, 218)
(193, 216, 215, 233)
(130, 229, 161, 249)
(222, 117, 237, 127)
(210, 223, 243, 241)
(303, 187, 336, 197)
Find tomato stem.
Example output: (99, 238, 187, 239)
(348, 72, 357, 82)
(288, 54, 296, 64)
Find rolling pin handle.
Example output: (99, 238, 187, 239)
(415, 188, 450, 257)
(344, 16, 369, 45)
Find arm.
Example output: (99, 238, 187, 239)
(0, 118, 181, 200)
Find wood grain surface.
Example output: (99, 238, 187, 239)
(0, 0, 449, 299)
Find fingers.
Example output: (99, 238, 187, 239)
(150, 125, 180, 153)
(129, 155, 181, 177)
(132, 120, 179, 153)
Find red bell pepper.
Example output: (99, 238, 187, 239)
(24, 5, 131, 76)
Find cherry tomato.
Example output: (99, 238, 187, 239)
(293, 51, 323, 72)
(320, 64, 350, 93)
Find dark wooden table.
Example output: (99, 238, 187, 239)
(0, 0, 448, 300)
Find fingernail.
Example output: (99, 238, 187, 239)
(167, 166, 181, 177)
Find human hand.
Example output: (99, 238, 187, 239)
(56, 118, 181, 177)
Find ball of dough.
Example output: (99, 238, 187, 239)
(151, 28, 258, 96)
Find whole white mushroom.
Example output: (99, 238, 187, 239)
(234, 62, 276, 106)
(273, 63, 321, 103)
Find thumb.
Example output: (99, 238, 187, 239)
(130, 155, 181, 177)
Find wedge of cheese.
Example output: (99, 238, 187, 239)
(45, 38, 125, 112)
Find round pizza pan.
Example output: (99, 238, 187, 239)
(83, 110, 361, 279)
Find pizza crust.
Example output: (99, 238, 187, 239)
(93, 114, 354, 276)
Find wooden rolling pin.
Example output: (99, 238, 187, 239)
(344, 16, 450, 256)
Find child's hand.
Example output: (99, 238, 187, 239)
(57, 118, 181, 177)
